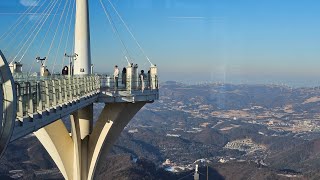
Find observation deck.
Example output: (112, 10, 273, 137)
(11, 71, 159, 141)
(0, 51, 159, 157)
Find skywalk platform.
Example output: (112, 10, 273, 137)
(9, 72, 159, 142)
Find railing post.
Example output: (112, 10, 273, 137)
(58, 79, 63, 104)
(83, 76, 86, 95)
(86, 76, 89, 92)
(87, 76, 90, 92)
(21, 82, 28, 117)
(91, 76, 97, 92)
(36, 81, 42, 112)
(84, 76, 88, 94)
(90, 76, 93, 91)
(25, 82, 34, 115)
(79, 76, 83, 96)
(15, 83, 23, 118)
(69, 77, 73, 101)
(96, 75, 100, 92)
(31, 82, 37, 114)
(44, 80, 50, 109)
(52, 80, 57, 107)
(72, 77, 76, 99)
(63, 78, 68, 102)
(150, 65, 158, 90)
(76, 77, 81, 98)
(88, 76, 91, 92)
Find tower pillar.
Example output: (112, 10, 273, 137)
(34, 102, 145, 180)
(74, 0, 91, 75)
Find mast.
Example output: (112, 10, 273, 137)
(74, 0, 91, 75)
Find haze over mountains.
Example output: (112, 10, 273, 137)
(2, 81, 320, 179)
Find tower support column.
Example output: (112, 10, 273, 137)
(88, 102, 145, 179)
(34, 102, 145, 180)
(34, 120, 74, 179)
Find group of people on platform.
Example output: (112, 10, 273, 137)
(113, 65, 152, 91)
(42, 66, 69, 77)
(42, 65, 154, 91)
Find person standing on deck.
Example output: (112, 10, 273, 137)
(43, 69, 51, 77)
(114, 65, 119, 89)
(62, 66, 68, 75)
(147, 70, 151, 89)
(140, 70, 146, 92)
(122, 67, 127, 87)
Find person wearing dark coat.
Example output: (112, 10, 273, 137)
(122, 67, 126, 87)
(62, 66, 68, 75)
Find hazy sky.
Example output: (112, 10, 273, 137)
(1, 0, 320, 85)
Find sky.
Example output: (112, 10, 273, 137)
(1, 0, 320, 86)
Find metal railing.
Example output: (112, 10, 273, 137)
(14, 75, 100, 118)
(12, 73, 159, 118)
(99, 74, 159, 92)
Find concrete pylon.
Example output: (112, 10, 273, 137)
(88, 102, 145, 179)
(73, 0, 93, 161)
(34, 102, 145, 180)
(74, 0, 91, 75)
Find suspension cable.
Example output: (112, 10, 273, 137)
(35, 0, 64, 58)
(7, 1, 52, 60)
(0, 0, 39, 42)
(4, 0, 48, 52)
(106, 0, 153, 65)
(28, 0, 63, 74)
(52, 0, 72, 73)
(14, 0, 60, 63)
(10, 0, 57, 63)
(45, 0, 70, 66)
(100, 0, 131, 65)
(61, 0, 76, 70)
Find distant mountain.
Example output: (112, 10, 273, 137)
(191, 128, 228, 147)
(2, 82, 320, 179)
(209, 161, 301, 180)
(266, 138, 320, 172)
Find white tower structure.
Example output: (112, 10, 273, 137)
(74, 0, 91, 75)
(73, 0, 93, 168)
